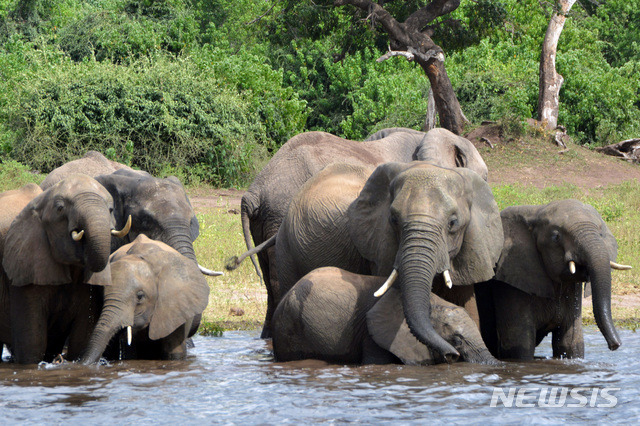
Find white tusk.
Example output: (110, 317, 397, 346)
(569, 261, 576, 274)
(111, 215, 132, 238)
(127, 326, 132, 346)
(444, 270, 453, 289)
(199, 264, 224, 276)
(374, 269, 398, 298)
(71, 230, 84, 241)
(610, 261, 632, 270)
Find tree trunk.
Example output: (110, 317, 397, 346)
(423, 88, 437, 131)
(537, 0, 576, 130)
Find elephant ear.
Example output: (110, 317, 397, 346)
(495, 205, 555, 298)
(348, 162, 414, 274)
(366, 288, 434, 365)
(449, 169, 504, 286)
(148, 252, 210, 340)
(3, 199, 72, 286)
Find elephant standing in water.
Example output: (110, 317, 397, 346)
(81, 235, 210, 362)
(274, 162, 503, 361)
(474, 199, 630, 360)
(235, 128, 488, 337)
(272, 267, 498, 365)
(1, 175, 130, 363)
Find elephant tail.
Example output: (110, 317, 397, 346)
(239, 197, 263, 282)
(226, 233, 276, 272)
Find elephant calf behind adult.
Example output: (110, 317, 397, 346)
(81, 235, 210, 362)
(475, 199, 628, 360)
(238, 128, 488, 338)
(40, 150, 132, 190)
(272, 267, 497, 365)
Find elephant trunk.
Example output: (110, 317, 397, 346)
(74, 193, 113, 272)
(162, 220, 197, 262)
(399, 222, 460, 362)
(578, 236, 621, 350)
(80, 292, 132, 364)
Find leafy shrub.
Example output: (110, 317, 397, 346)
(0, 159, 43, 191)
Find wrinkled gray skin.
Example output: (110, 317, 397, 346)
(1, 175, 116, 364)
(81, 235, 210, 363)
(0, 183, 43, 359)
(40, 151, 132, 190)
(272, 267, 498, 365)
(275, 162, 503, 361)
(96, 169, 207, 335)
(474, 199, 623, 360)
(239, 128, 487, 337)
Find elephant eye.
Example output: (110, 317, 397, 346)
(136, 291, 145, 303)
(448, 216, 459, 231)
(551, 230, 560, 243)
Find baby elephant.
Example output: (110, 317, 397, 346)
(272, 267, 497, 365)
(81, 235, 210, 362)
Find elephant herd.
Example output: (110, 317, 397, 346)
(231, 127, 631, 365)
(0, 158, 220, 364)
(0, 127, 631, 367)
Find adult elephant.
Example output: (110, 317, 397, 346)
(235, 128, 487, 337)
(81, 235, 210, 362)
(274, 162, 503, 361)
(40, 151, 132, 190)
(1, 175, 130, 363)
(272, 267, 498, 365)
(0, 183, 43, 358)
(95, 169, 221, 336)
(474, 199, 630, 360)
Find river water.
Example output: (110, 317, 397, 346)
(1, 326, 638, 424)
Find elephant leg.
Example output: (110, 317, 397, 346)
(65, 286, 102, 361)
(493, 282, 537, 360)
(9, 285, 48, 364)
(552, 283, 584, 358)
(161, 325, 189, 360)
(474, 281, 499, 357)
(259, 247, 276, 339)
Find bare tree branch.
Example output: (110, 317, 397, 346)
(405, 0, 461, 32)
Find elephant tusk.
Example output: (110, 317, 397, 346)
(610, 261, 632, 270)
(127, 326, 132, 346)
(569, 261, 576, 274)
(111, 215, 132, 238)
(374, 269, 398, 298)
(71, 229, 85, 241)
(443, 270, 453, 289)
(199, 264, 224, 276)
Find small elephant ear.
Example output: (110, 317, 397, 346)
(366, 288, 434, 365)
(3, 199, 72, 286)
(449, 169, 504, 285)
(84, 265, 111, 286)
(495, 205, 555, 298)
(148, 253, 210, 340)
(348, 162, 413, 274)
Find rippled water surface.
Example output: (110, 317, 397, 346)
(1, 326, 639, 423)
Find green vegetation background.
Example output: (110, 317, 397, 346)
(1, 0, 639, 187)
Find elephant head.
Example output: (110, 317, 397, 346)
(3, 174, 120, 286)
(347, 162, 503, 361)
(495, 199, 624, 350)
(81, 235, 210, 363)
(96, 169, 203, 265)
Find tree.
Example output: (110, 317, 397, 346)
(537, 0, 576, 131)
(334, 0, 467, 135)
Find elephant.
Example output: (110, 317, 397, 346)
(40, 150, 132, 190)
(234, 128, 488, 337)
(272, 267, 498, 365)
(95, 168, 221, 336)
(0, 183, 43, 358)
(273, 161, 504, 361)
(1, 174, 130, 363)
(80, 235, 210, 362)
(474, 199, 630, 360)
